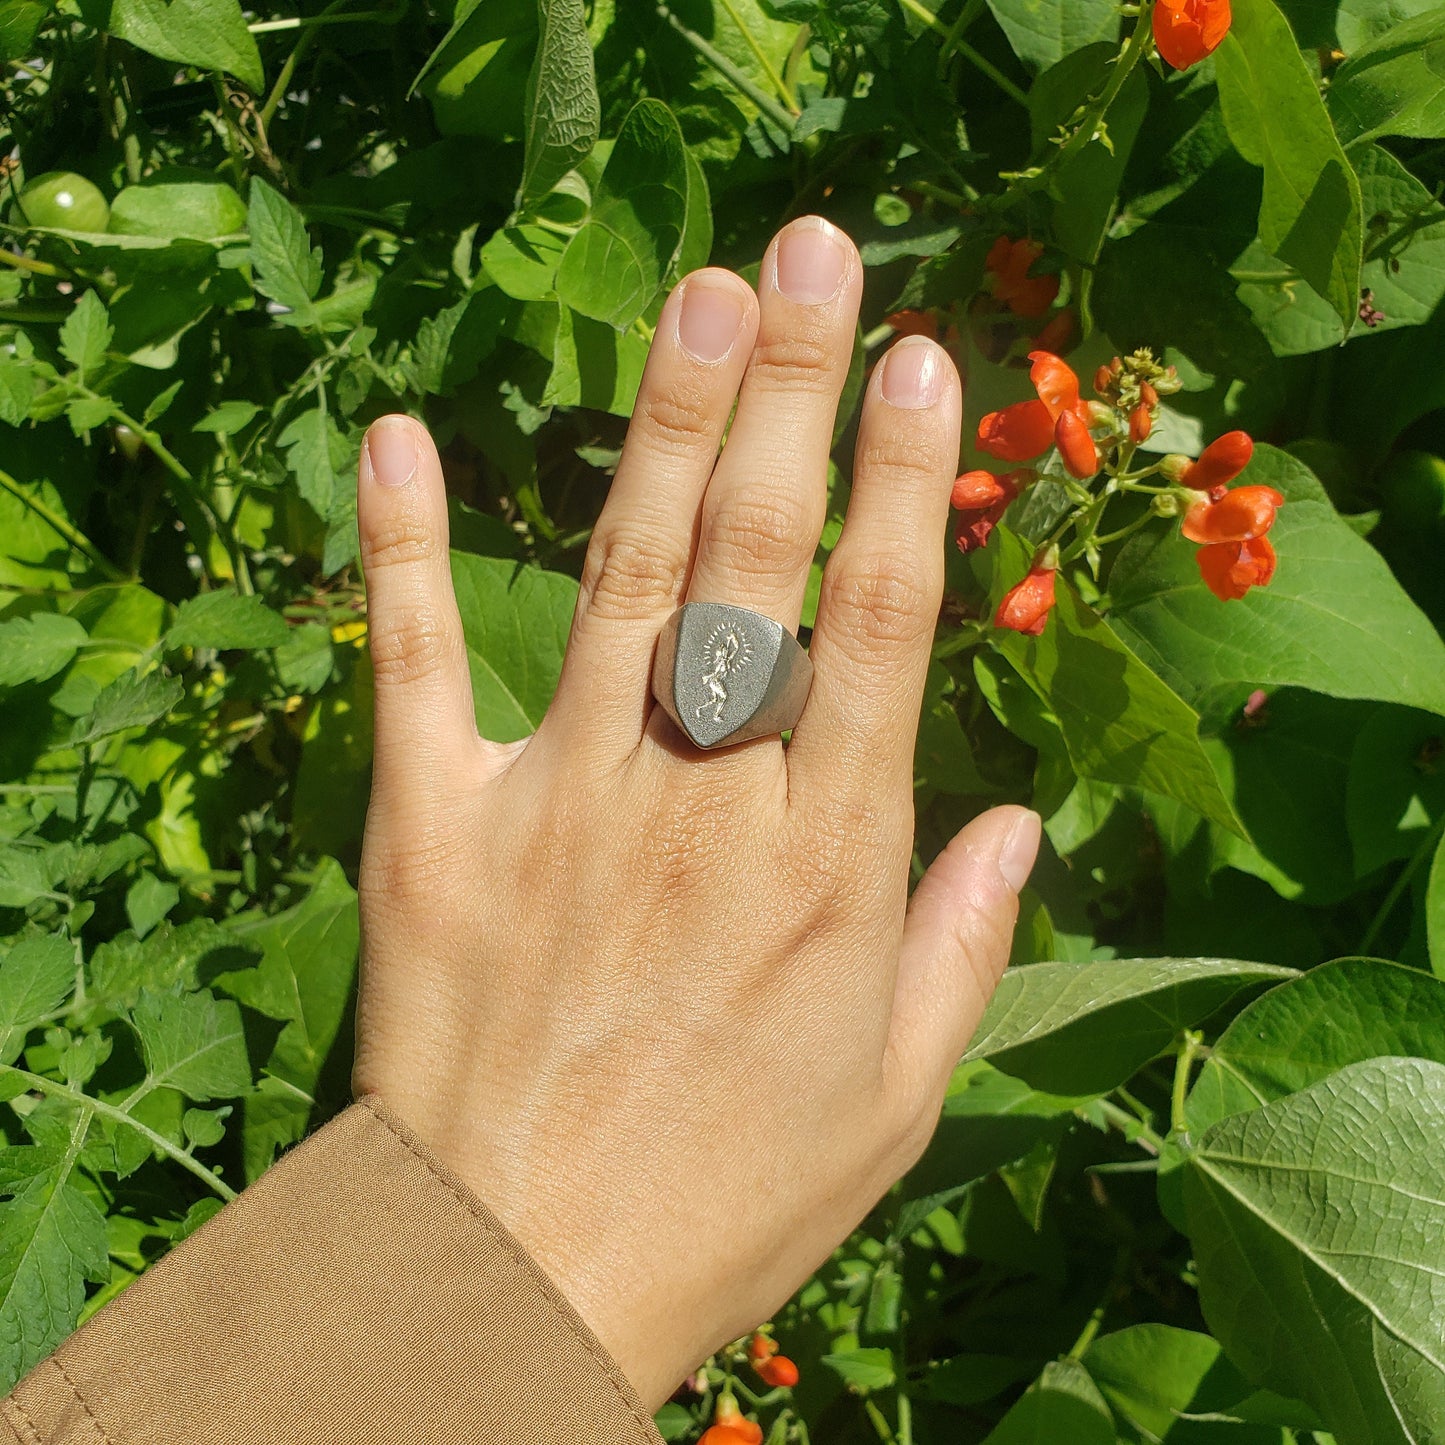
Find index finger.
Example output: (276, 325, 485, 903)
(784, 335, 962, 805)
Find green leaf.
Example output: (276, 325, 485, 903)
(1187, 957, 1445, 1134)
(0, 612, 87, 687)
(964, 957, 1296, 1095)
(0, 1119, 109, 1392)
(518, 0, 600, 209)
(555, 98, 688, 329)
(1338, 0, 1439, 50)
(247, 179, 322, 322)
(1184, 1057, 1445, 1445)
(67, 668, 183, 748)
(480, 225, 569, 300)
(86, 918, 258, 1024)
(981, 1358, 1116, 1445)
(1429, 832, 1445, 978)
(1345, 707, 1445, 875)
(449, 551, 578, 741)
(983, 0, 1118, 71)
(108, 177, 248, 240)
(1109, 447, 1445, 718)
(1216, 0, 1364, 327)
(58, 291, 113, 379)
(108, 0, 263, 93)
(214, 860, 358, 1178)
(192, 400, 261, 435)
(1083, 1325, 1231, 1440)
(128, 987, 251, 1100)
(166, 588, 289, 652)
(0, 936, 74, 1067)
(0, 0, 47, 65)
(1330, 8, 1445, 144)
(979, 528, 1244, 836)
(124, 873, 180, 940)
(0, 352, 36, 426)
(821, 1346, 896, 1393)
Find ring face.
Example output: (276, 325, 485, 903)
(650, 602, 813, 749)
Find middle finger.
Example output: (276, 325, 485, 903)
(681, 215, 863, 629)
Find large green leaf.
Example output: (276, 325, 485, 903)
(981, 1358, 1116, 1444)
(166, 588, 289, 652)
(1108, 447, 1445, 718)
(983, 0, 1118, 71)
(1329, 8, 1445, 144)
(247, 179, 322, 323)
(979, 529, 1243, 835)
(555, 98, 688, 330)
(963, 957, 1296, 1094)
(518, 0, 600, 208)
(449, 551, 577, 741)
(0, 936, 74, 1067)
(1186, 957, 1445, 1134)
(0, 612, 87, 687)
(1216, 0, 1364, 327)
(67, 668, 183, 749)
(1337, 0, 1439, 50)
(1184, 1058, 1445, 1445)
(128, 987, 252, 1100)
(107, 0, 263, 93)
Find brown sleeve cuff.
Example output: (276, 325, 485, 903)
(4, 1096, 664, 1445)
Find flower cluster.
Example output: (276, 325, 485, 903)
(747, 1330, 800, 1389)
(699, 1395, 764, 1445)
(1154, 0, 1232, 70)
(953, 345, 1281, 637)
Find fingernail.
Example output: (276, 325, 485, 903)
(999, 809, 1042, 893)
(362, 417, 418, 488)
(677, 276, 747, 363)
(881, 336, 944, 409)
(775, 216, 847, 305)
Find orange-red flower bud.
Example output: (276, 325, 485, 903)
(1197, 535, 1276, 600)
(977, 400, 1054, 461)
(1153, 0, 1231, 70)
(747, 1332, 777, 1364)
(1093, 363, 1114, 396)
(1139, 381, 1159, 408)
(1183, 485, 1284, 544)
(757, 1355, 800, 1388)
(953, 471, 1023, 553)
(1129, 404, 1153, 444)
(995, 563, 1057, 636)
(951, 470, 1009, 510)
(1055, 409, 1099, 479)
(1181, 430, 1254, 490)
(985, 236, 1059, 318)
(705, 1396, 764, 1445)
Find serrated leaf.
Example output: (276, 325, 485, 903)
(248, 179, 322, 322)
(67, 668, 183, 748)
(449, 551, 578, 741)
(555, 98, 688, 329)
(1184, 1057, 1445, 1445)
(0, 354, 36, 425)
(277, 400, 342, 518)
(519, 0, 600, 209)
(1215, 0, 1364, 327)
(166, 588, 289, 651)
(85, 918, 259, 1024)
(109, 0, 263, 94)
(964, 957, 1296, 1095)
(0, 936, 74, 1067)
(0, 612, 87, 687)
(58, 292, 112, 379)
(129, 987, 251, 1100)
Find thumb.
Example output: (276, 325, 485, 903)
(357, 415, 486, 806)
(886, 805, 1041, 1096)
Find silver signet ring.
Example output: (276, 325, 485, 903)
(650, 602, 814, 750)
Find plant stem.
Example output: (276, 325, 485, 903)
(1, 1065, 238, 1201)
(1358, 814, 1445, 955)
(1172, 1030, 1203, 1138)
(657, 4, 798, 135)
(1092, 1097, 1165, 1155)
(0, 466, 127, 580)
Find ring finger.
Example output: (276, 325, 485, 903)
(680, 215, 863, 632)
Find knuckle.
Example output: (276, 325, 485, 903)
(635, 386, 721, 458)
(361, 510, 436, 574)
(783, 796, 887, 903)
(746, 331, 840, 396)
(709, 486, 814, 576)
(820, 550, 939, 652)
(579, 530, 690, 622)
(855, 432, 949, 491)
(369, 606, 454, 688)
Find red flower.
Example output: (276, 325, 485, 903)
(1181, 430, 1253, 489)
(1197, 535, 1276, 600)
(985, 236, 1059, 319)
(1183, 485, 1284, 544)
(952, 470, 1023, 553)
(1153, 0, 1232, 70)
(977, 400, 1055, 460)
(757, 1355, 800, 1388)
(995, 563, 1057, 636)
(1028, 350, 1088, 425)
(1129, 404, 1153, 443)
(703, 1397, 764, 1445)
(1055, 410, 1098, 479)
(746, 1332, 777, 1365)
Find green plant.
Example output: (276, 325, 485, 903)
(4, 0, 1445, 1441)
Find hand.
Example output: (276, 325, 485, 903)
(350, 216, 1040, 1410)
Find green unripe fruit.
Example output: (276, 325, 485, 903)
(14, 172, 110, 232)
(108, 172, 248, 240)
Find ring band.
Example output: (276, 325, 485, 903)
(650, 602, 814, 749)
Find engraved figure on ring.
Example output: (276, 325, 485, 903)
(696, 624, 752, 724)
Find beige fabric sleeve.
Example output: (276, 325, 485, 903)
(1, 1094, 665, 1445)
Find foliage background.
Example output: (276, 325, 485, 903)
(3, 0, 1445, 1441)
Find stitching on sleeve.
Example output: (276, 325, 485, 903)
(5, 1360, 110, 1445)
(2, 1394, 42, 1445)
(49, 1360, 112, 1445)
(354, 1094, 659, 1444)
